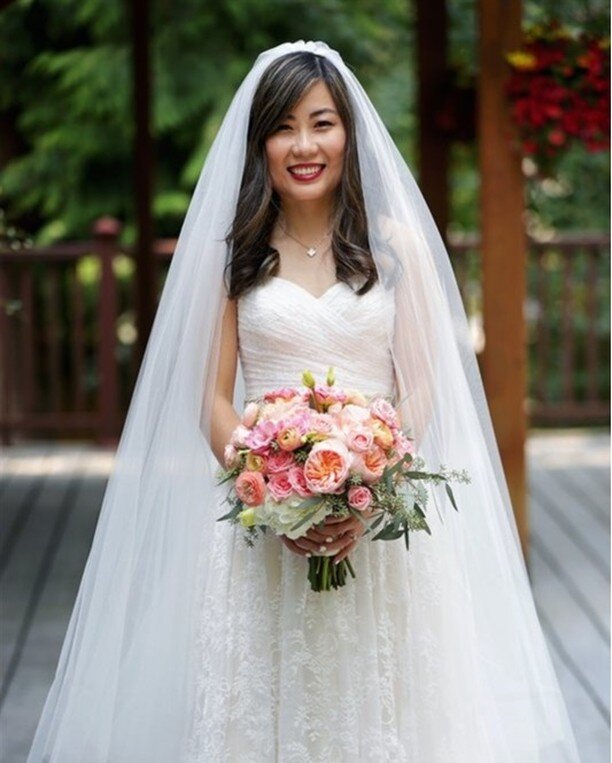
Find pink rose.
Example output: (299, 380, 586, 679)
(267, 450, 295, 473)
(287, 465, 313, 498)
(267, 471, 294, 501)
(347, 485, 373, 512)
(244, 420, 278, 454)
(303, 439, 351, 494)
(339, 404, 370, 426)
(308, 412, 337, 436)
(235, 471, 266, 506)
(241, 401, 260, 428)
(370, 398, 400, 431)
(351, 445, 387, 483)
(345, 426, 374, 453)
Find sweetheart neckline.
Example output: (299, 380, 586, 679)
(269, 276, 348, 301)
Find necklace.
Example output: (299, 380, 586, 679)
(278, 221, 331, 258)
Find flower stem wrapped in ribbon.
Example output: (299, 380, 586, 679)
(217, 368, 470, 591)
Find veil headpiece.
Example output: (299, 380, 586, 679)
(28, 41, 579, 762)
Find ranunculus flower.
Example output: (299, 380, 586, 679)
(287, 465, 313, 497)
(267, 471, 294, 501)
(223, 443, 239, 469)
(345, 426, 374, 453)
(276, 426, 303, 451)
(352, 445, 387, 483)
(241, 401, 260, 428)
(235, 471, 266, 506)
(370, 398, 400, 431)
(303, 439, 351, 493)
(245, 452, 267, 472)
(347, 485, 373, 512)
(245, 420, 278, 454)
(267, 450, 295, 473)
(371, 420, 394, 449)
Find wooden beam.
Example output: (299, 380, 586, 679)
(415, 0, 450, 242)
(477, 0, 528, 557)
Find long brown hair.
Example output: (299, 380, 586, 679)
(225, 51, 377, 299)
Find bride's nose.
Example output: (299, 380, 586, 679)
(291, 129, 318, 157)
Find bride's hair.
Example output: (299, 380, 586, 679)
(225, 51, 378, 298)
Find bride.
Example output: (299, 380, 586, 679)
(27, 41, 580, 762)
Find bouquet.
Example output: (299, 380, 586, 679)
(217, 368, 470, 591)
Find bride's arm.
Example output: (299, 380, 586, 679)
(209, 297, 241, 467)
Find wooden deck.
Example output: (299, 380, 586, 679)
(0, 430, 609, 762)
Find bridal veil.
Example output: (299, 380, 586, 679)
(27, 41, 580, 762)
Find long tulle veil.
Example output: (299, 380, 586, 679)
(27, 41, 580, 762)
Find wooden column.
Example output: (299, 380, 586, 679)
(477, 0, 528, 557)
(128, 0, 156, 362)
(415, 0, 450, 242)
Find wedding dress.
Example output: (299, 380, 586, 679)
(188, 277, 485, 762)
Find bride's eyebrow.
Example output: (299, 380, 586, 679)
(282, 108, 339, 121)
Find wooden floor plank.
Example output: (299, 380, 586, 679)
(0, 447, 110, 762)
(531, 497, 609, 639)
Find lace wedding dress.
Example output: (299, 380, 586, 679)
(187, 275, 489, 763)
(186, 276, 426, 762)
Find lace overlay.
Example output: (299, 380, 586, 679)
(187, 276, 484, 761)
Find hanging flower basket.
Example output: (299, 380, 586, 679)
(504, 19, 610, 175)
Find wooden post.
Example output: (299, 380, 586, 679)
(93, 217, 121, 445)
(128, 0, 156, 363)
(477, 0, 528, 558)
(415, 0, 450, 242)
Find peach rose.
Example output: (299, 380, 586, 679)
(351, 445, 387, 483)
(303, 439, 351, 494)
(235, 471, 266, 506)
(347, 485, 373, 511)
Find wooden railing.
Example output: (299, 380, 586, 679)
(0, 220, 609, 443)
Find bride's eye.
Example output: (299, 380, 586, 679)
(315, 120, 334, 129)
(274, 123, 292, 133)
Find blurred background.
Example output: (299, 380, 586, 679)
(0, 0, 609, 761)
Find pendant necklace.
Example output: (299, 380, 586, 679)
(279, 222, 331, 258)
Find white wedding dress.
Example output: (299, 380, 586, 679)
(186, 276, 491, 762)
(187, 276, 420, 762)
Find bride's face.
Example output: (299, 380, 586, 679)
(265, 80, 347, 204)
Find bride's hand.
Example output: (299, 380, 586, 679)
(279, 509, 376, 563)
